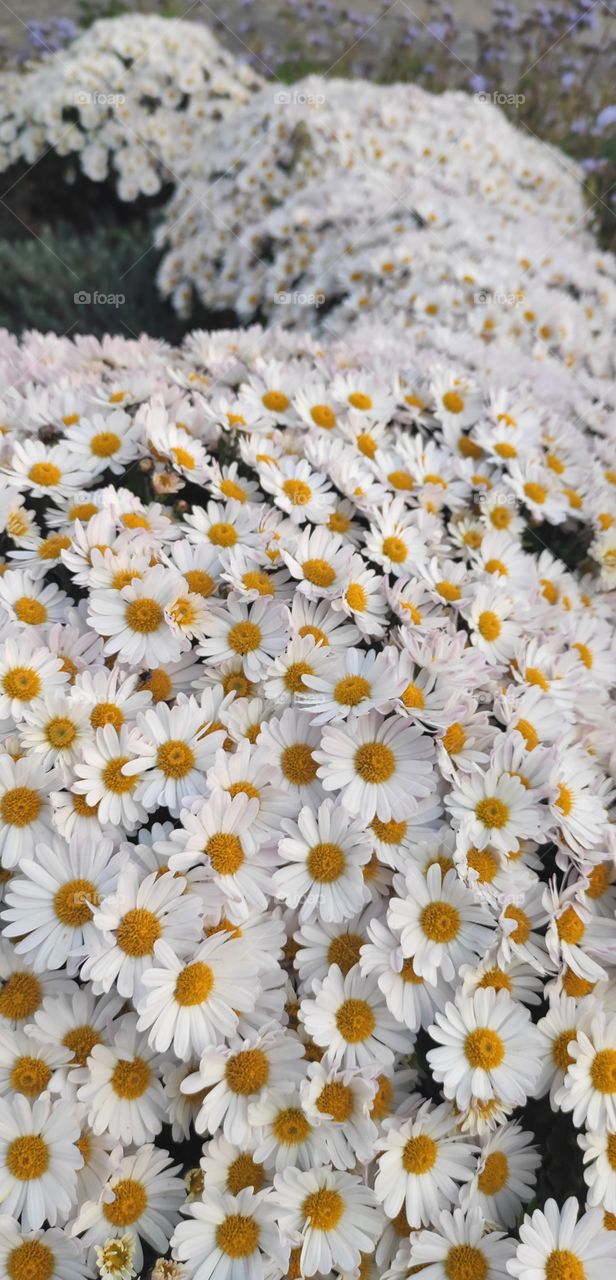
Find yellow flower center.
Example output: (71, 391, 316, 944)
(63, 1024, 102, 1067)
(477, 1149, 508, 1194)
(283, 661, 312, 693)
(2, 667, 41, 701)
(157, 739, 195, 779)
(91, 431, 120, 458)
(586, 863, 612, 900)
(464, 1028, 505, 1070)
(442, 391, 465, 414)
(402, 1134, 437, 1174)
(28, 462, 61, 487)
(116, 907, 161, 957)
(477, 967, 512, 993)
(420, 901, 460, 943)
(591, 1049, 616, 1094)
(273, 1107, 312, 1146)
(102, 757, 136, 795)
(9, 1056, 52, 1098)
(556, 784, 573, 817)
(515, 718, 539, 750)
(125, 598, 163, 634)
(0, 972, 42, 1020)
(307, 842, 346, 884)
(111, 1058, 151, 1099)
(0, 787, 41, 828)
(69, 502, 98, 521)
(557, 906, 585, 945)
(262, 390, 289, 412)
(370, 816, 407, 845)
(467, 848, 499, 883)
(302, 558, 335, 588)
(316, 1081, 354, 1122)
(310, 405, 336, 429)
(303, 1188, 345, 1230)
(281, 744, 318, 786)
(334, 675, 371, 707)
(388, 469, 414, 491)
(6, 1240, 54, 1280)
(335, 998, 375, 1044)
(345, 583, 367, 612)
(445, 1244, 488, 1280)
(436, 580, 461, 602)
(54, 878, 99, 927)
(226, 1048, 270, 1095)
(228, 622, 262, 655)
(354, 741, 395, 783)
(14, 598, 47, 626)
(401, 682, 424, 709)
(242, 571, 273, 596)
(283, 479, 312, 506)
(545, 1251, 585, 1280)
(562, 969, 595, 999)
(185, 569, 215, 598)
(226, 1153, 265, 1195)
(103, 1178, 148, 1227)
(348, 393, 372, 411)
(208, 522, 238, 547)
(524, 482, 548, 505)
(478, 610, 501, 641)
(175, 962, 215, 1007)
(206, 833, 244, 876)
(382, 535, 407, 564)
(442, 722, 467, 755)
(90, 702, 124, 731)
(475, 797, 509, 830)
(504, 905, 530, 944)
(327, 933, 362, 974)
(216, 1214, 260, 1258)
(552, 1029, 576, 1073)
(6, 1135, 49, 1181)
(45, 716, 77, 750)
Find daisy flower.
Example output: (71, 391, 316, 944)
(299, 964, 409, 1069)
(428, 988, 542, 1109)
(273, 799, 372, 923)
(580, 1126, 616, 1213)
(0, 1219, 90, 1280)
(556, 1012, 616, 1130)
(460, 1120, 540, 1228)
(507, 1198, 616, 1280)
(81, 866, 203, 1000)
(0, 1026, 70, 1102)
(71, 1145, 184, 1272)
(0, 754, 57, 868)
(273, 1165, 382, 1278)
(409, 1205, 514, 1279)
(0, 639, 68, 723)
(71, 725, 147, 832)
(171, 1186, 287, 1280)
(18, 693, 91, 781)
(387, 863, 496, 984)
(27, 986, 124, 1074)
(0, 571, 68, 631)
(281, 527, 353, 600)
(168, 792, 273, 916)
(181, 1026, 306, 1144)
(0, 1093, 82, 1229)
(75, 1013, 166, 1146)
(1, 837, 121, 973)
(299, 646, 406, 725)
(248, 1088, 325, 1173)
(375, 1100, 475, 1227)
(360, 915, 447, 1032)
(88, 566, 187, 666)
(446, 767, 547, 855)
(299, 1060, 379, 1169)
(198, 595, 287, 680)
(256, 709, 324, 807)
(315, 711, 434, 823)
(124, 699, 222, 817)
(136, 932, 258, 1057)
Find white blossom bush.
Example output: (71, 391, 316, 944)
(157, 77, 616, 380)
(0, 16, 264, 200)
(0, 313, 613, 1278)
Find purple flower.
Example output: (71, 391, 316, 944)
(596, 105, 616, 130)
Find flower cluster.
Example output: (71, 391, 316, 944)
(157, 76, 616, 376)
(0, 312, 613, 1280)
(0, 16, 263, 200)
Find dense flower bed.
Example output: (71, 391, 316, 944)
(0, 317, 613, 1279)
(0, 16, 263, 200)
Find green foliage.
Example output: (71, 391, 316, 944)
(0, 215, 211, 341)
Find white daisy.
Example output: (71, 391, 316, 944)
(0, 754, 57, 868)
(75, 1014, 166, 1146)
(0, 1093, 82, 1228)
(0, 1218, 90, 1280)
(375, 1100, 475, 1227)
(460, 1120, 540, 1228)
(274, 799, 372, 923)
(273, 1165, 382, 1278)
(198, 595, 287, 680)
(181, 1027, 306, 1144)
(171, 1186, 287, 1280)
(507, 1198, 616, 1280)
(299, 964, 409, 1069)
(428, 988, 542, 1109)
(387, 864, 496, 985)
(72, 725, 147, 832)
(315, 711, 434, 823)
(71, 1145, 184, 1272)
(409, 1205, 514, 1279)
(88, 566, 187, 666)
